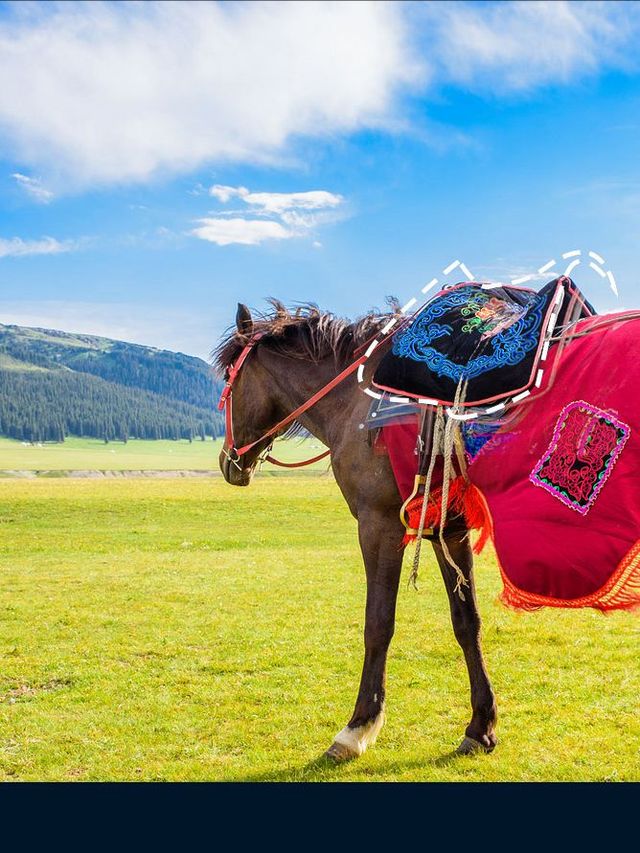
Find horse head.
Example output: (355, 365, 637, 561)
(218, 303, 282, 486)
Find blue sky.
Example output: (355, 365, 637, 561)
(1, 1, 639, 358)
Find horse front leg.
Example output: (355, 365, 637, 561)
(325, 509, 404, 762)
(432, 528, 498, 754)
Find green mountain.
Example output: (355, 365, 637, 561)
(0, 323, 224, 443)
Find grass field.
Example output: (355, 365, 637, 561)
(0, 436, 328, 473)
(0, 477, 638, 782)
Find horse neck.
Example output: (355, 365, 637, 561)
(259, 349, 359, 449)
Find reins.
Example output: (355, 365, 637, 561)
(218, 332, 367, 469)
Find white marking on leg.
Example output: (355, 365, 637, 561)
(332, 708, 385, 757)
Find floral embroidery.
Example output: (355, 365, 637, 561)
(461, 294, 528, 339)
(530, 401, 630, 515)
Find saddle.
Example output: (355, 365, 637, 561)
(373, 276, 595, 409)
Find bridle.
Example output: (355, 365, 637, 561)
(218, 332, 368, 470)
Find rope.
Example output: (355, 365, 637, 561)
(408, 406, 444, 590)
(438, 380, 470, 599)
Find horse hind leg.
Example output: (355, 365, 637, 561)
(432, 529, 498, 754)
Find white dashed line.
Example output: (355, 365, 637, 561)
(401, 297, 417, 314)
(446, 409, 479, 422)
(546, 311, 560, 337)
(538, 259, 556, 275)
(459, 262, 474, 280)
(484, 402, 506, 415)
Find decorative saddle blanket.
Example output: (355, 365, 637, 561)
(377, 311, 640, 613)
(469, 313, 640, 612)
(373, 277, 594, 408)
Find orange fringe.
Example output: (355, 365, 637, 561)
(404, 479, 640, 612)
(402, 477, 491, 553)
(470, 487, 640, 612)
(498, 537, 640, 613)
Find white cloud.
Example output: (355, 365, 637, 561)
(420, 1, 640, 93)
(209, 185, 343, 214)
(1, 2, 637, 191)
(12, 172, 54, 203)
(192, 217, 292, 247)
(209, 185, 247, 204)
(194, 184, 345, 246)
(0, 236, 77, 259)
(0, 1, 419, 188)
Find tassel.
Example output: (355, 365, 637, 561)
(402, 478, 491, 554)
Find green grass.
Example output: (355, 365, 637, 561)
(0, 477, 638, 782)
(0, 436, 329, 472)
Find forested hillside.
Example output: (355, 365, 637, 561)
(0, 323, 224, 442)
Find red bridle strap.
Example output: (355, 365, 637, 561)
(217, 332, 367, 462)
(218, 332, 265, 413)
(233, 352, 368, 457)
(264, 449, 331, 468)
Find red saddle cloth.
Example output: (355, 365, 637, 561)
(469, 314, 640, 611)
(381, 314, 640, 612)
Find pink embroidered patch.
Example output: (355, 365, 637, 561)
(530, 400, 630, 515)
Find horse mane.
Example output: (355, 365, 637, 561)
(213, 299, 398, 377)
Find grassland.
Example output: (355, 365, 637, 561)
(0, 436, 328, 473)
(0, 477, 638, 782)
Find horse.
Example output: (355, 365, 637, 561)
(215, 301, 497, 761)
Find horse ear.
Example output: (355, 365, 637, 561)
(236, 303, 253, 337)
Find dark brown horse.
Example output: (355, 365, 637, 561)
(215, 302, 497, 760)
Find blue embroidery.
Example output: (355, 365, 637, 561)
(392, 287, 544, 381)
(462, 421, 501, 459)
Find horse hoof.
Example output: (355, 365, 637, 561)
(324, 741, 359, 763)
(456, 735, 496, 755)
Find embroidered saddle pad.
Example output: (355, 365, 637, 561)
(373, 277, 594, 408)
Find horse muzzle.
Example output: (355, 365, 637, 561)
(219, 446, 254, 487)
